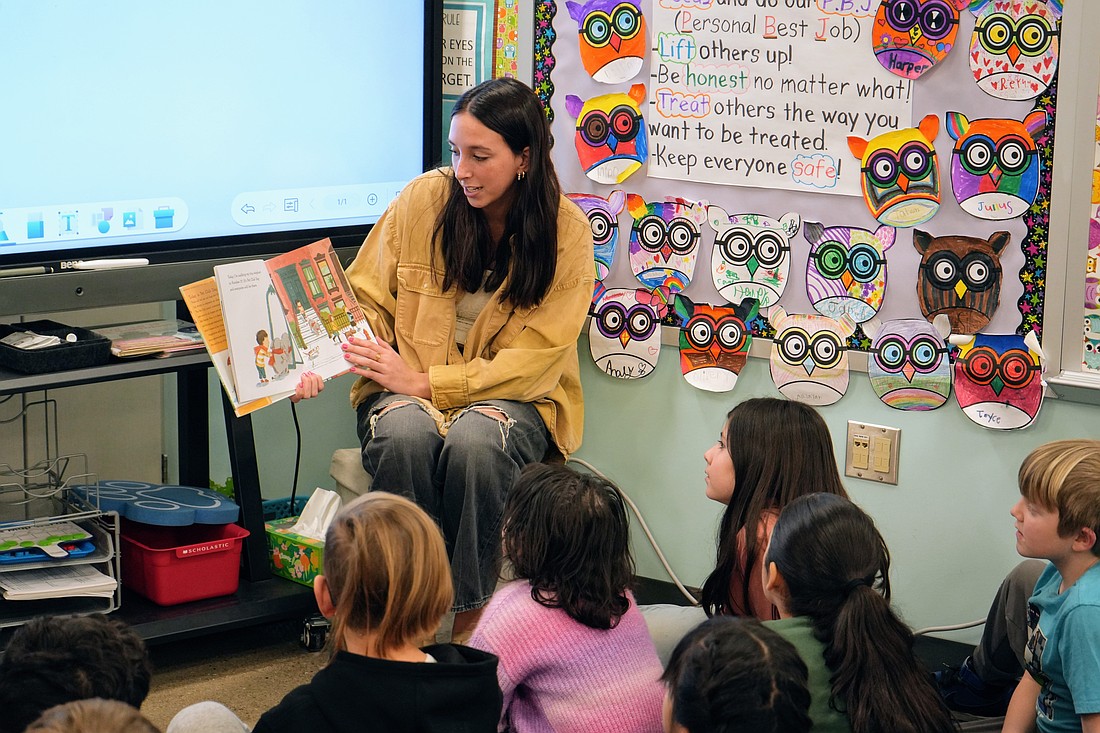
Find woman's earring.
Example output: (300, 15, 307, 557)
(517, 170, 525, 181)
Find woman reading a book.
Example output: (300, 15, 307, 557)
(294, 78, 594, 640)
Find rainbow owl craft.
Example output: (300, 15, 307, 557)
(589, 287, 661, 379)
(768, 307, 857, 406)
(566, 0, 647, 84)
(671, 295, 758, 393)
(946, 110, 1047, 220)
(864, 314, 953, 410)
(969, 0, 1062, 100)
(872, 0, 968, 79)
(566, 84, 648, 185)
(804, 221, 896, 324)
(950, 331, 1045, 429)
(707, 206, 801, 309)
(848, 114, 941, 228)
(567, 190, 626, 282)
(914, 228, 1008, 335)
(626, 194, 707, 294)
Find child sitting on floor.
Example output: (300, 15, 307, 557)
(469, 463, 665, 732)
(253, 492, 502, 733)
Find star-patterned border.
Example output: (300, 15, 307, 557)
(533, 0, 557, 121)
(1017, 76, 1057, 340)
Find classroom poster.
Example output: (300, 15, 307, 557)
(1083, 92, 1100, 373)
(442, 1, 494, 162)
(647, 1, 913, 195)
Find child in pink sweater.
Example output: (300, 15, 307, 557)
(469, 463, 665, 733)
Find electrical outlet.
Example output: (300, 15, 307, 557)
(844, 421, 901, 485)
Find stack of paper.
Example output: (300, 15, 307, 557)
(0, 564, 117, 601)
(93, 319, 205, 358)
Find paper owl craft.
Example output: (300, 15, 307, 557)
(803, 220, 896, 324)
(589, 287, 661, 379)
(872, 0, 968, 80)
(768, 307, 857, 406)
(566, 84, 648, 185)
(950, 331, 1045, 429)
(1084, 314, 1100, 371)
(626, 194, 707, 294)
(969, 0, 1062, 100)
(848, 114, 941, 228)
(671, 295, 758, 393)
(566, 0, 647, 84)
(864, 314, 953, 410)
(946, 110, 1048, 220)
(914, 228, 1008, 335)
(707, 206, 801, 309)
(567, 190, 626, 282)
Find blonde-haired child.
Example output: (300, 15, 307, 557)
(253, 492, 502, 733)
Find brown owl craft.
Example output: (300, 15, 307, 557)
(913, 228, 1009, 335)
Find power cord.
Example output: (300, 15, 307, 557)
(566, 456, 700, 606)
(566, 456, 988, 635)
(289, 400, 302, 512)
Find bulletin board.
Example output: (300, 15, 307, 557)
(536, 0, 1060, 350)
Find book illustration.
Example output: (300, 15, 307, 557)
(216, 239, 374, 404)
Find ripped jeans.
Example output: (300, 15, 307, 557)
(356, 392, 550, 612)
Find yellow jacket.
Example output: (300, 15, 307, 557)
(346, 169, 595, 456)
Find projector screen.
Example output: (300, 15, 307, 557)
(0, 1, 442, 315)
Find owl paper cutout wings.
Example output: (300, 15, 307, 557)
(769, 307, 857, 406)
(951, 330, 1045, 429)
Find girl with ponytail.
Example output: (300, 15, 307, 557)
(762, 493, 957, 733)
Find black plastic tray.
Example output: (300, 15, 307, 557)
(0, 320, 111, 374)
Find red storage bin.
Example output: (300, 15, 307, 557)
(120, 520, 249, 606)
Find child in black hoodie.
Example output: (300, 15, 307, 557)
(253, 492, 502, 733)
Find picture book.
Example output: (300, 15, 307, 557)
(183, 238, 374, 412)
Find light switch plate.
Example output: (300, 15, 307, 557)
(844, 421, 901, 485)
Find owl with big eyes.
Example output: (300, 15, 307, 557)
(970, 0, 1061, 100)
(864, 314, 952, 410)
(914, 228, 1008, 335)
(951, 331, 1045, 429)
(768, 306, 857, 406)
(946, 110, 1047, 220)
(873, 0, 968, 79)
(567, 190, 626, 283)
(671, 294, 758, 393)
(848, 114, 941, 228)
(707, 206, 800, 309)
(566, 84, 648, 185)
(626, 194, 707, 294)
(589, 287, 661, 379)
(1084, 315, 1100, 370)
(804, 221, 896, 324)
(566, 0, 647, 84)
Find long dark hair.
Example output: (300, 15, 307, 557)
(502, 463, 633, 629)
(700, 397, 848, 617)
(438, 77, 560, 309)
(765, 493, 957, 733)
(661, 616, 813, 733)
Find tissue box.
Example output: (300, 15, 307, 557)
(265, 517, 324, 586)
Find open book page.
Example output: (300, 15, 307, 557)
(216, 238, 374, 404)
(179, 278, 281, 417)
(0, 564, 117, 600)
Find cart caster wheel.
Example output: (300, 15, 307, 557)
(300, 613, 330, 652)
